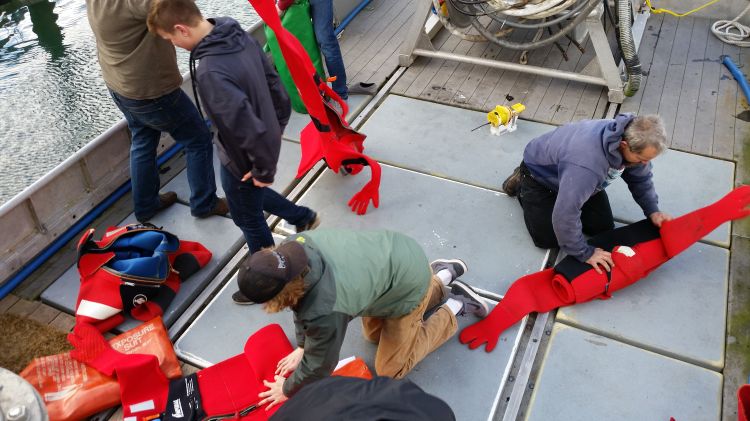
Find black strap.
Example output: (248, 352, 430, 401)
(587, 219, 660, 251)
(163, 374, 205, 421)
(342, 157, 369, 167)
(554, 219, 661, 283)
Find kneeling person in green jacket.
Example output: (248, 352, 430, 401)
(238, 228, 490, 408)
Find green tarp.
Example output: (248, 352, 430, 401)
(264, 0, 325, 114)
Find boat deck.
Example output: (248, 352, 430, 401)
(9, 1, 750, 420)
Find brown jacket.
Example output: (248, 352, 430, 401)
(86, 0, 182, 99)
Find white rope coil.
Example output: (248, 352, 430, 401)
(711, 2, 750, 47)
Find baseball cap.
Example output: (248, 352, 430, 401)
(237, 241, 308, 303)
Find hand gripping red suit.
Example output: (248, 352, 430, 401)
(249, 0, 381, 215)
(460, 185, 750, 352)
(68, 322, 294, 421)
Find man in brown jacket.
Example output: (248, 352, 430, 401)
(85, 0, 227, 222)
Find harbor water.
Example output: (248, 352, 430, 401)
(0, 0, 259, 204)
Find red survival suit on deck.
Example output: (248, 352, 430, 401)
(75, 224, 211, 332)
(68, 323, 293, 421)
(460, 185, 750, 352)
(248, 0, 381, 215)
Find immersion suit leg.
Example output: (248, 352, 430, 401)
(459, 269, 573, 352)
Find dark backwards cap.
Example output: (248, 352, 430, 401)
(237, 241, 308, 303)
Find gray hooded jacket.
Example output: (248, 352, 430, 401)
(191, 17, 291, 183)
(523, 113, 659, 261)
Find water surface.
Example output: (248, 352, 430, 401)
(0, 0, 259, 204)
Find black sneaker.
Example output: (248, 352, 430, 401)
(137, 191, 178, 223)
(430, 258, 467, 284)
(295, 212, 321, 233)
(502, 166, 522, 197)
(232, 290, 255, 305)
(449, 280, 489, 317)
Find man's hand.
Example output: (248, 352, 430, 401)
(252, 179, 272, 188)
(649, 211, 673, 227)
(259, 375, 288, 409)
(241, 171, 272, 188)
(276, 347, 304, 377)
(585, 248, 614, 274)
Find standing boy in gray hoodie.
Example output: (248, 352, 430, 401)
(147, 0, 320, 303)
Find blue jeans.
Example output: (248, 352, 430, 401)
(220, 165, 314, 253)
(110, 89, 218, 221)
(310, 0, 348, 99)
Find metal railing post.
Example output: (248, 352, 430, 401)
(586, 3, 626, 103)
(399, 0, 436, 67)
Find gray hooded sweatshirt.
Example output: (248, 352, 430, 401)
(191, 17, 291, 183)
(523, 113, 659, 261)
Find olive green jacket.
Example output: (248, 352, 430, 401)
(85, 0, 182, 99)
(283, 229, 430, 396)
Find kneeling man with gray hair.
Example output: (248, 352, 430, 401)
(237, 228, 489, 408)
(502, 114, 672, 273)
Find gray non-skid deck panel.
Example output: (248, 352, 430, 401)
(290, 164, 548, 294)
(281, 94, 369, 143)
(174, 234, 293, 367)
(176, 272, 518, 421)
(337, 305, 513, 421)
(357, 95, 552, 190)
(525, 324, 722, 421)
(163, 139, 303, 203)
(557, 242, 728, 370)
(41, 203, 243, 331)
(607, 149, 735, 246)
(358, 96, 735, 246)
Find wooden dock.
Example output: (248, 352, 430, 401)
(343, 1, 749, 164)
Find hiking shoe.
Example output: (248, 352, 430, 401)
(430, 258, 468, 284)
(502, 166, 522, 197)
(232, 290, 255, 305)
(295, 212, 321, 233)
(196, 197, 229, 218)
(449, 280, 489, 317)
(158, 191, 178, 210)
(137, 191, 177, 223)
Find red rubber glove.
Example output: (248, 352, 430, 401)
(661, 185, 750, 257)
(67, 322, 121, 376)
(459, 305, 517, 352)
(460, 269, 570, 352)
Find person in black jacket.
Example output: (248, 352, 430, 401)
(147, 0, 320, 303)
(269, 376, 456, 421)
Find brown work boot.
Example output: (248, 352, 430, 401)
(502, 166, 522, 197)
(196, 197, 229, 218)
(137, 191, 177, 223)
(159, 191, 178, 209)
